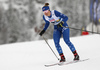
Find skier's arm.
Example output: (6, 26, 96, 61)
(39, 16, 50, 36)
(54, 10, 68, 22)
(43, 16, 50, 31)
(54, 10, 68, 27)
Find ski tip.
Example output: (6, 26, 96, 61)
(44, 65, 53, 67)
(44, 65, 48, 67)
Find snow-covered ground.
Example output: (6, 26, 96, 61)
(0, 34, 100, 70)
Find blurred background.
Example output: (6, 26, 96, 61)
(0, 0, 100, 45)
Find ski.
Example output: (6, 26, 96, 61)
(44, 62, 59, 67)
(59, 58, 89, 66)
(45, 61, 68, 67)
(45, 58, 89, 67)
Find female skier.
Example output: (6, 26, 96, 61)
(39, 3, 79, 62)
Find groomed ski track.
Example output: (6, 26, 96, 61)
(0, 34, 100, 70)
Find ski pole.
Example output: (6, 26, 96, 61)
(42, 36, 60, 60)
(62, 26, 100, 34)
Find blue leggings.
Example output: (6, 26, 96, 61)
(53, 28, 76, 54)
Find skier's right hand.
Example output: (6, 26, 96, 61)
(39, 30, 45, 36)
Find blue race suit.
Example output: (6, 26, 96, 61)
(43, 10, 76, 54)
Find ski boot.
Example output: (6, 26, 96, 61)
(73, 51, 79, 60)
(60, 53, 66, 62)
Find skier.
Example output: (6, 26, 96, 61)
(39, 3, 79, 62)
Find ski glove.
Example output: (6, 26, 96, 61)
(39, 30, 45, 36)
(57, 21, 64, 28)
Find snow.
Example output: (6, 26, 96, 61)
(0, 34, 100, 70)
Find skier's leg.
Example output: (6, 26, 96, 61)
(62, 28, 75, 52)
(53, 29, 62, 54)
(53, 29, 65, 62)
(62, 28, 79, 60)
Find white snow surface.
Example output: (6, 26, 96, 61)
(0, 34, 100, 70)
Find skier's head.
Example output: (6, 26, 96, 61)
(42, 3, 51, 16)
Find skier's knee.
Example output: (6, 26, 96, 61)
(65, 40, 72, 46)
(55, 41, 60, 47)
(64, 39, 70, 44)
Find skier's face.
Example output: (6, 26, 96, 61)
(43, 10, 51, 16)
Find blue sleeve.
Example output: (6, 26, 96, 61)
(54, 10, 68, 22)
(43, 15, 50, 31)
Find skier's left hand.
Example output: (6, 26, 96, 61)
(57, 21, 64, 28)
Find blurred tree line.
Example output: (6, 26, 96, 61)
(0, 0, 90, 45)
(0, 0, 36, 44)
